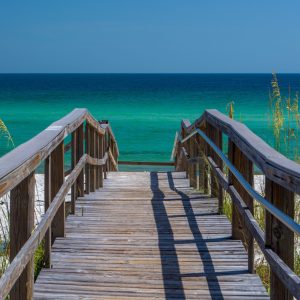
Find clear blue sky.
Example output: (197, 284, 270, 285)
(1, 1, 300, 73)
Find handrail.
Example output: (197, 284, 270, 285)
(0, 109, 119, 299)
(174, 109, 300, 299)
(100, 123, 119, 157)
(205, 154, 300, 299)
(187, 109, 300, 193)
(0, 153, 109, 299)
(0, 108, 118, 198)
(182, 128, 300, 236)
(108, 148, 118, 171)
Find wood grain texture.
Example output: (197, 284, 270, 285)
(76, 124, 84, 197)
(0, 156, 87, 299)
(50, 142, 65, 243)
(44, 157, 52, 268)
(265, 179, 294, 300)
(85, 123, 90, 194)
(99, 122, 119, 156)
(95, 134, 100, 189)
(189, 109, 300, 194)
(90, 127, 96, 192)
(99, 135, 104, 188)
(71, 131, 77, 214)
(108, 148, 118, 171)
(228, 140, 254, 273)
(10, 172, 35, 300)
(206, 158, 300, 299)
(34, 171, 268, 299)
(0, 109, 118, 198)
(206, 121, 223, 213)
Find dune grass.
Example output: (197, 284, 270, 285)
(0, 119, 12, 278)
(222, 74, 300, 292)
(0, 119, 46, 281)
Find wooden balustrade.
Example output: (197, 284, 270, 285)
(0, 109, 118, 300)
(174, 109, 300, 300)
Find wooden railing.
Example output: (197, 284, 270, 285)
(173, 109, 300, 300)
(0, 109, 118, 300)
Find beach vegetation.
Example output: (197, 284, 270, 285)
(226, 101, 234, 119)
(221, 74, 300, 292)
(269, 73, 300, 156)
(0, 119, 12, 278)
(0, 120, 46, 282)
(0, 118, 14, 148)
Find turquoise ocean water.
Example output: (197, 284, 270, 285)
(1, 74, 300, 171)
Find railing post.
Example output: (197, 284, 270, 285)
(99, 134, 104, 187)
(112, 142, 117, 170)
(177, 141, 183, 172)
(174, 139, 180, 171)
(10, 172, 35, 300)
(206, 121, 223, 213)
(186, 135, 191, 182)
(194, 134, 206, 193)
(44, 157, 51, 268)
(108, 136, 112, 171)
(90, 127, 96, 192)
(194, 137, 200, 190)
(265, 179, 294, 300)
(50, 141, 65, 243)
(95, 133, 100, 189)
(111, 141, 114, 171)
(181, 126, 188, 178)
(85, 122, 90, 193)
(76, 124, 84, 197)
(104, 132, 108, 178)
(189, 136, 197, 188)
(228, 139, 254, 273)
(71, 130, 77, 214)
(201, 120, 209, 194)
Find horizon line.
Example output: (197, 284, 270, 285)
(1, 72, 300, 75)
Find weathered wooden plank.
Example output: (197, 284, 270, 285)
(44, 157, 51, 268)
(0, 109, 118, 199)
(206, 121, 223, 212)
(99, 135, 104, 188)
(50, 142, 65, 243)
(76, 124, 84, 197)
(228, 139, 254, 273)
(99, 122, 119, 156)
(202, 109, 300, 194)
(0, 156, 87, 300)
(108, 148, 118, 171)
(85, 123, 90, 194)
(89, 127, 96, 192)
(207, 159, 300, 299)
(71, 130, 77, 214)
(95, 133, 100, 189)
(34, 172, 268, 299)
(103, 132, 107, 179)
(265, 179, 294, 300)
(10, 172, 35, 300)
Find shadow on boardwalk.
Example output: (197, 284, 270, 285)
(150, 171, 225, 300)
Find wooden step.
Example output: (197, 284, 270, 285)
(34, 171, 269, 299)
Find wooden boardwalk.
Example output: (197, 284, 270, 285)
(2, 109, 299, 299)
(34, 171, 268, 299)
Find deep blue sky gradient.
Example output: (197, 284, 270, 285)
(1, 1, 300, 73)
